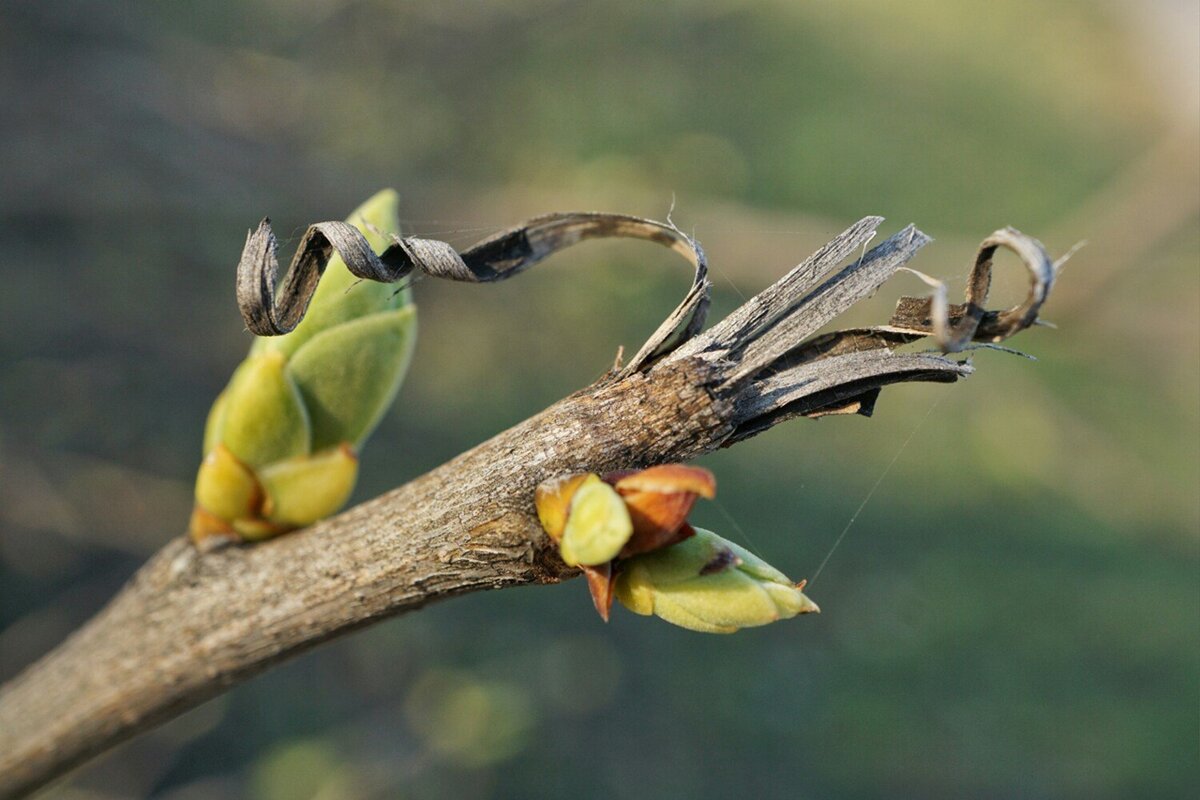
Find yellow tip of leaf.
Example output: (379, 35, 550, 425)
(193, 443, 263, 523)
(258, 444, 359, 527)
(534, 473, 591, 541)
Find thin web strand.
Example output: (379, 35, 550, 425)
(808, 393, 943, 586)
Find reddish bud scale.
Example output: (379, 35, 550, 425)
(534, 464, 718, 621)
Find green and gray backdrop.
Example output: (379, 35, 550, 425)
(0, 1, 1196, 797)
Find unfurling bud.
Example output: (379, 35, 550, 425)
(535, 465, 818, 631)
(614, 527, 819, 634)
(190, 189, 417, 547)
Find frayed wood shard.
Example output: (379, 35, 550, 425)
(0, 211, 1059, 800)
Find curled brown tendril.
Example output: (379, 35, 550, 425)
(237, 211, 709, 375)
(888, 226, 1058, 350)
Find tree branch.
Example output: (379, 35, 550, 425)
(0, 217, 1057, 799)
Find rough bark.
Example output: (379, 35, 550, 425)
(0, 217, 1058, 799)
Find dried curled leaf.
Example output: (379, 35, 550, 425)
(238, 212, 710, 374)
(888, 226, 1057, 350)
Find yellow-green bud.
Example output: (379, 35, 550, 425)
(559, 475, 634, 567)
(190, 189, 417, 546)
(211, 350, 310, 468)
(615, 527, 819, 633)
(193, 443, 262, 522)
(257, 444, 359, 528)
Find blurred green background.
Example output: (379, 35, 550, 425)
(1, 0, 1197, 798)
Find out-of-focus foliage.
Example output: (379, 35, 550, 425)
(0, 0, 1195, 798)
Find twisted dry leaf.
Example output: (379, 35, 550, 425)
(887, 225, 1058, 349)
(238, 212, 710, 375)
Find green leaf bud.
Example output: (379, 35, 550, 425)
(615, 527, 819, 633)
(190, 189, 417, 547)
(231, 516, 289, 542)
(559, 475, 634, 567)
(214, 350, 311, 468)
(258, 445, 359, 527)
(202, 389, 228, 456)
(286, 305, 416, 450)
(193, 443, 262, 523)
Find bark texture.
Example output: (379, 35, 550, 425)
(0, 216, 1058, 799)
